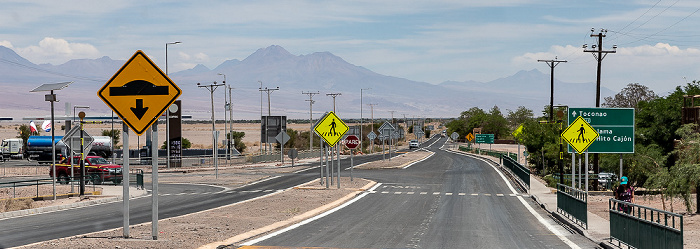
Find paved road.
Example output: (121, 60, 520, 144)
(245, 137, 599, 248)
(0, 144, 403, 248)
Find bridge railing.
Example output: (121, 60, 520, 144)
(557, 183, 588, 229)
(609, 198, 683, 249)
(502, 155, 530, 190)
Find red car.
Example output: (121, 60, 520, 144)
(50, 156, 123, 185)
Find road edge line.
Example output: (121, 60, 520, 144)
(237, 182, 383, 247)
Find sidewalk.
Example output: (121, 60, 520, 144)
(529, 174, 614, 248)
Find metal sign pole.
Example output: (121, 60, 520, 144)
(151, 123, 159, 240)
(336, 144, 340, 189)
(122, 123, 130, 238)
(585, 150, 589, 193)
(350, 148, 354, 182)
(330, 145, 334, 186)
(326, 144, 330, 188)
(320, 139, 324, 185)
(572, 152, 576, 188)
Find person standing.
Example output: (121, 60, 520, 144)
(614, 176, 634, 214)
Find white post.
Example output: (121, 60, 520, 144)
(585, 151, 589, 193)
(571, 152, 575, 188)
(151, 123, 159, 240)
(122, 123, 130, 238)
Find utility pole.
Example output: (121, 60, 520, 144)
(260, 87, 279, 155)
(326, 93, 341, 112)
(367, 103, 377, 154)
(198, 81, 225, 178)
(583, 28, 617, 191)
(303, 91, 320, 150)
(360, 88, 370, 154)
(537, 58, 567, 123)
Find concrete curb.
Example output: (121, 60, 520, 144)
(0, 196, 121, 220)
(198, 180, 378, 249)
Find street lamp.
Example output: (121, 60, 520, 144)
(31, 81, 72, 201)
(198, 81, 225, 178)
(165, 41, 180, 169)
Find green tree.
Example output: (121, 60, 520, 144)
(507, 106, 534, 129)
(17, 124, 32, 153)
(602, 83, 658, 111)
(228, 131, 246, 153)
(101, 129, 120, 148)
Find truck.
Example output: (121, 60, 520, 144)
(0, 138, 24, 160)
(49, 155, 122, 185)
(26, 135, 113, 163)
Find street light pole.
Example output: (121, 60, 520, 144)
(367, 103, 377, 154)
(165, 41, 180, 169)
(198, 81, 224, 178)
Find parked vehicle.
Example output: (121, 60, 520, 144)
(26, 135, 113, 163)
(50, 155, 122, 185)
(409, 139, 419, 149)
(0, 138, 24, 160)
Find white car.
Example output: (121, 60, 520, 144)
(409, 140, 419, 149)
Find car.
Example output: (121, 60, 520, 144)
(50, 155, 123, 185)
(598, 172, 616, 189)
(409, 140, 419, 149)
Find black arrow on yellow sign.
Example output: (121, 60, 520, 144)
(131, 99, 148, 119)
(110, 80, 169, 120)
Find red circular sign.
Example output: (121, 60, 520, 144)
(344, 135, 360, 149)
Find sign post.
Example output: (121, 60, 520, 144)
(314, 112, 348, 188)
(98, 50, 181, 239)
(344, 135, 359, 181)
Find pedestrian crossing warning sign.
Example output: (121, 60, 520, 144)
(561, 116, 599, 154)
(314, 111, 348, 146)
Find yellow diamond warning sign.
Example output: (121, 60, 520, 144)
(314, 111, 348, 146)
(98, 50, 181, 136)
(561, 116, 599, 154)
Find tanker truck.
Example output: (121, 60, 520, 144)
(26, 135, 113, 163)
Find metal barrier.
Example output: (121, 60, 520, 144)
(609, 198, 683, 249)
(129, 169, 144, 189)
(0, 178, 53, 198)
(557, 183, 588, 229)
(459, 146, 517, 161)
(502, 155, 530, 189)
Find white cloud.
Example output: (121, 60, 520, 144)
(14, 37, 100, 65)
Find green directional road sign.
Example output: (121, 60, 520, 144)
(475, 134, 494, 144)
(568, 107, 634, 153)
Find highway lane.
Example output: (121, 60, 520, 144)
(0, 144, 408, 248)
(247, 137, 598, 248)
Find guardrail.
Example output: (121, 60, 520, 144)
(502, 155, 530, 189)
(0, 177, 97, 199)
(557, 183, 588, 229)
(609, 198, 683, 249)
(458, 145, 518, 161)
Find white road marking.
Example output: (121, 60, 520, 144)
(241, 183, 384, 246)
(444, 149, 581, 249)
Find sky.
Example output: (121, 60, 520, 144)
(3, 0, 700, 95)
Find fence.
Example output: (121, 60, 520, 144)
(609, 198, 683, 249)
(557, 183, 588, 229)
(458, 145, 518, 161)
(0, 178, 97, 199)
(502, 155, 530, 189)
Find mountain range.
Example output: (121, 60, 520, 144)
(0, 45, 614, 120)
